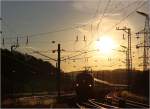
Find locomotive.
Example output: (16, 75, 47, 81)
(74, 70, 128, 101)
(75, 71, 94, 100)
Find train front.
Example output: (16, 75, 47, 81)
(75, 72, 94, 100)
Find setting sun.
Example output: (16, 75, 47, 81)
(96, 36, 117, 55)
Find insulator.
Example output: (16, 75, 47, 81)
(136, 33, 140, 39)
(17, 37, 19, 45)
(52, 50, 55, 53)
(116, 27, 119, 30)
(94, 60, 97, 62)
(26, 36, 28, 45)
(136, 45, 139, 49)
(75, 35, 78, 42)
(91, 24, 92, 32)
(52, 41, 55, 43)
(97, 38, 100, 41)
(61, 49, 65, 51)
(2, 37, 4, 46)
(83, 35, 86, 41)
(123, 34, 125, 40)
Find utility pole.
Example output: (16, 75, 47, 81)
(2, 37, 4, 47)
(120, 45, 128, 73)
(0, 18, 2, 35)
(11, 36, 20, 52)
(11, 44, 19, 52)
(57, 43, 61, 98)
(116, 27, 132, 91)
(136, 11, 150, 71)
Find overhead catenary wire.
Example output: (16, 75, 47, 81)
(61, 49, 99, 61)
(96, 0, 141, 36)
(64, 1, 145, 70)
(93, 0, 101, 18)
(25, 47, 57, 61)
(46, 0, 104, 62)
(104, 0, 141, 19)
(81, 1, 146, 51)
(25, 46, 98, 62)
(1, 18, 24, 39)
(0, 1, 114, 40)
(84, 1, 145, 49)
(2, 0, 143, 41)
(2, 0, 148, 71)
(104, 1, 146, 35)
(63, 56, 92, 62)
(97, 0, 111, 35)
(29, 1, 147, 63)
(2, 24, 88, 39)
(61, 1, 146, 68)
(109, 0, 122, 13)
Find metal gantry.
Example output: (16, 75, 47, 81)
(116, 27, 132, 90)
(136, 11, 150, 71)
(116, 27, 132, 72)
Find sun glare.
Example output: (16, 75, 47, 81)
(96, 36, 117, 55)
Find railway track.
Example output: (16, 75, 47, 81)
(89, 99, 119, 108)
(76, 99, 119, 109)
(114, 96, 149, 108)
(106, 92, 149, 108)
(76, 103, 96, 108)
(76, 102, 97, 108)
(76, 101, 106, 108)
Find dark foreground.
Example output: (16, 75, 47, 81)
(1, 91, 149, 108)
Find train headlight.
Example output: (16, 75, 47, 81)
(76, 83, 79, 87)
(89, 84, 92, 87)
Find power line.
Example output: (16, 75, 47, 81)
(2, 1, 147, 68)
(0, 1, 123, 39)
(104, 1, 146, 35)
(61, 49, 99, 61)
(3, 24, 88, 39)
(78, 1, 146, 55)
(106, 0, 140, 19)
(2, 0, 143, 41)
(1, 18, 23, 36)
(15, 1, 147, 64)
(25, 47, 57, 61)
(136, 11, 150, 71)
(93, 0, 101, 18)
(70, 0, 102, 67)
(97, 0, 111, 34)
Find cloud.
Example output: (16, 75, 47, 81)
(72, 0, 98, 14)
(71, 0, 147, 14)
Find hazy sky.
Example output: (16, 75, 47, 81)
(1, 0, 149, 72)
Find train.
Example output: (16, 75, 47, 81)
(74, 70, 128, 100)
(75, 71, 94, 100)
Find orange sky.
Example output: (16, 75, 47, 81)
(1, 0, 149, 72)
